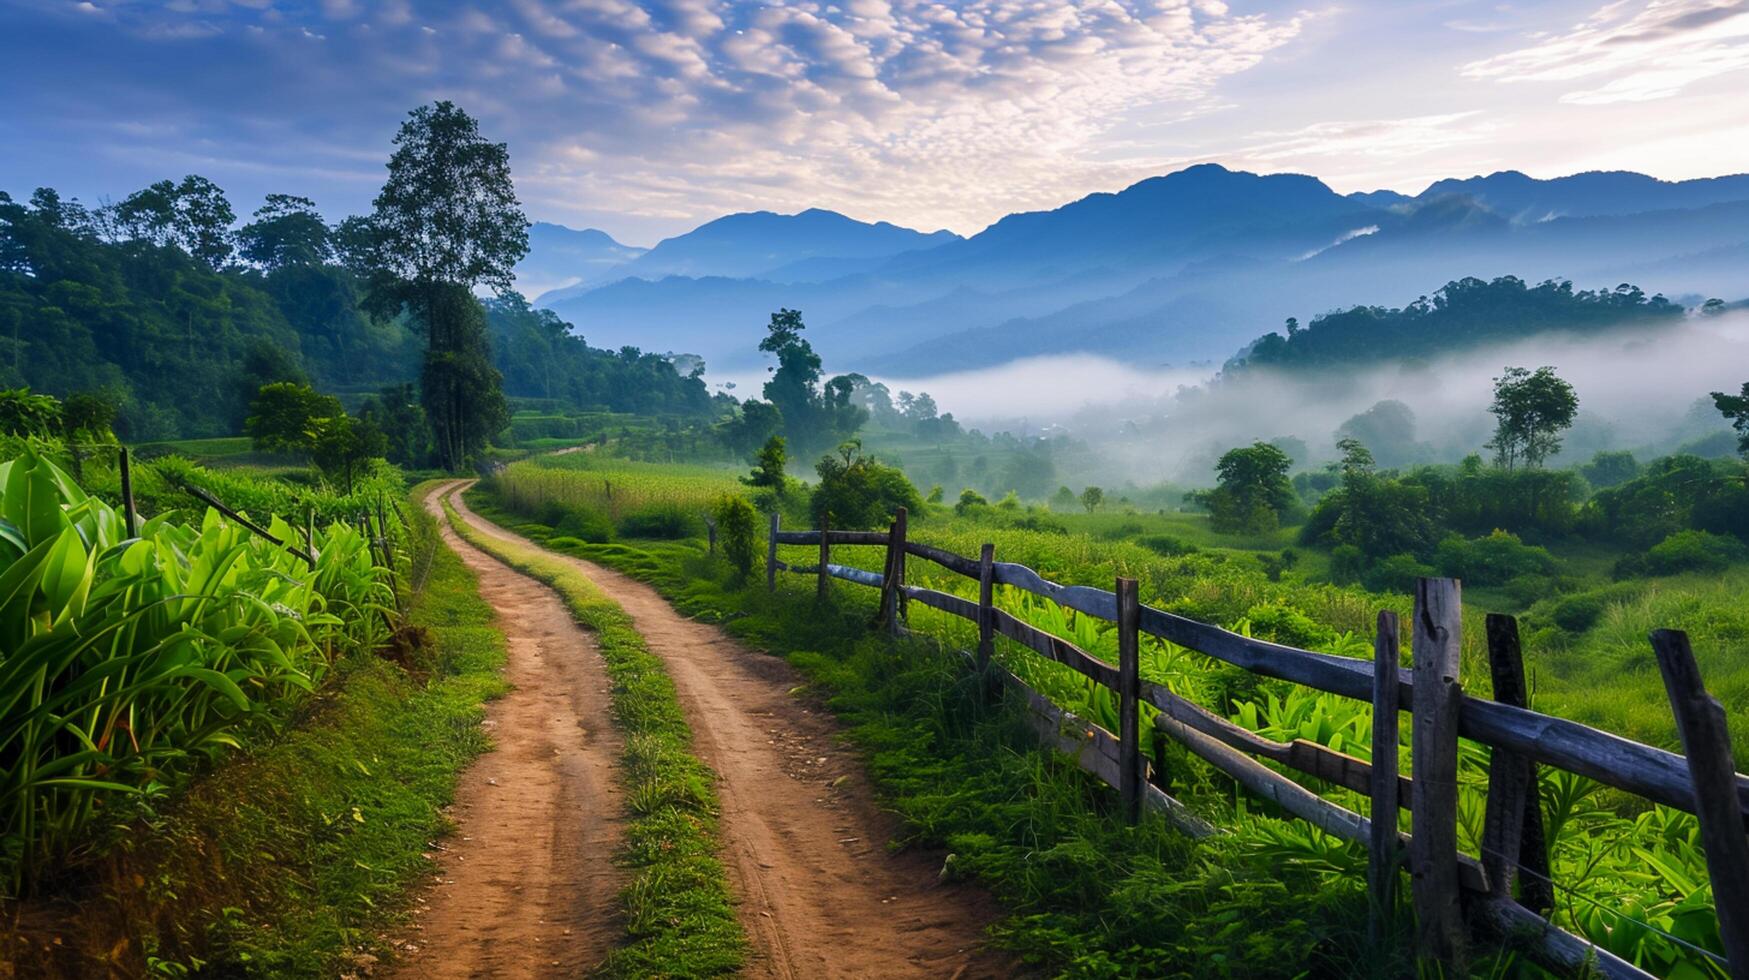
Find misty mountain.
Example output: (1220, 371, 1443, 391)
(525, 164, 1749, 381)
(512, 222, 646, 301)
(1414, 170, 1749, 223)
(539, 208, 958, 303)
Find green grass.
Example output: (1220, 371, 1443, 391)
(4, 480, 509, 977)
(439, 490, 745, 978)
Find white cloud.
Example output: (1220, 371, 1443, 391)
(1462, 0, 1749, 104)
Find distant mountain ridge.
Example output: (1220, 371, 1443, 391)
(513, 222, 645, 300)
(523, 164, 1749, 378)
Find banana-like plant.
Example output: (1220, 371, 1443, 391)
(0, 450, 395, 893)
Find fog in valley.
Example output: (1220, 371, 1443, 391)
(870, 310, 1749, 489)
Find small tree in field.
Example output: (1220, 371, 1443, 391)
(744, 435, 787, 493)
(1200, 442, 1296, 534)
(1080, 486, 1105, 513)
(712, 494, 759, 582)
(245, 382, 339, 455)
(1486, 366, 1577, 470)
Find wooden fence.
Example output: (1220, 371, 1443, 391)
(763, 509, 1749, 979)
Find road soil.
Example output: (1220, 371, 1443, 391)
(384, 485, 627, 979)
(445, 485, 1009, 979)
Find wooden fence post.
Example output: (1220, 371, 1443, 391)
(817, 513, 831, 600)
(1117, 576, 1142, 824)
(767, 511, 779, 593)
(886, 507, 908, 636)
(1482, 614, 1552, 913)
(1411, 577, 1465, 973)
(1369, 610, 1401, 945)
(118, 447, 137, 538)
(706, 517, 717, 556)
(977, 543, 996, 696)
(1651, 629, 1749, 976)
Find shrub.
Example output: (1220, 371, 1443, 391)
(1136, 534, 1198, 557)
(619, 503, 699, 539)
(954, 488, 989, 515)
(810, 441, 923, 529)
(1615, 529, 1749, 579)
(555, 506, 614, 543)
(712, 494, 759, 582)
(1433, 530, 1559, 586)
(1363, 553, 1437, 593)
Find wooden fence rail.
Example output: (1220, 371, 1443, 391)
(762, 508, 1747, 979)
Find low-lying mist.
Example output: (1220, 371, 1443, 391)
(876, 311, 1749, 487)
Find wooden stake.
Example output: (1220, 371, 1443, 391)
(118, 446, 137, 538)
(1117, 576, 1142, 824)
(817, 512, 831, 600)
(1482, 614, 1551, 913)
(1369, 609, 1401, 945)
(767, 511, 779, 593)
(977, 543, 996, 697)
(1411, 577, 1465, 973)
(1652, 629, 1749, 976)
(886, 506, 908, 635)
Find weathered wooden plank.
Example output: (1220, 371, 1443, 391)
(185, 483, 316, 568)
(1370, 611, 1402, 945)
(775, 529, 891, 546)
(1140, 601, 1749, 823)
(885, 508, 909, 635)
(767, 511, 779, 593)
(900, 584, 978, 620)
(977, 543, 995, 679)
(990, 608, 1121, 689)
(1141, 679, 1412, 805)
(1117, 577, 1142, 824)
(1651, 629, 1749, 977)
(906, 540, 982, 578)
(827, 564, 885, 588)
(1154, 712, 1489, 894)
(1482, 614, 1551, 912)
(991, 562, 1119, 620)
(1470, 895, 1655, 980)
(989, 661, 1214, 838)
(1411, 578, 1466, 973)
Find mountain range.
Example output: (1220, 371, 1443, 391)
(520, 166, 1749, 378)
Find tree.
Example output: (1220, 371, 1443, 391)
(1080, 485, 1105, 513)
(237, 194, 332, 269)
(112, 175, 236, 269)
(1201, 442, 1296, 534)
(1051, 486, 1077, 511)
(757, 308, 866, 453)
(1336, 437, 1374, 477)
(1713, 383, 1749, 459)
(810, 440, 922, 529)
(720, 399, 784, 457)
(354, 102, 528, 470)
(245, 382, 339, 455)
(358, 383, 429, 466)
(310, 413, 387, 493)
(1486, 366, 1578, 470)
(744, 435, 787, 493)
(1337, 400, 1418, 468)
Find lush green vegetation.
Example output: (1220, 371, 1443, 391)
(440, 491, 744, 976)
(473, 451, 1740, 977)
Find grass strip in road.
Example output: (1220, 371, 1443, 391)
(440, 490, 745, 978)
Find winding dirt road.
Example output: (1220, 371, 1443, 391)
(441, 482, 1008, 979)
(386, 486, 627, 979)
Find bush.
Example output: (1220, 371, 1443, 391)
(1615, 530, 1749, 579)
(712, 494, 759, 582)
(1362, 553, 1437, 593)
(1329, 544, 1365, 584)
(810, 442, 923, 529)
(555, 506, 614, 543)
(1137, 534, 1198, 557)
(619, 503, 699, 539)
(1433, 530, 1559, 586)
(954, 488, 989, 515)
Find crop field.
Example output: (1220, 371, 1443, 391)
(489, 454, 742, 534)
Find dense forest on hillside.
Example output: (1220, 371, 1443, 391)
(0, 185, 714, 441)
(1235, 275, 1686, 370)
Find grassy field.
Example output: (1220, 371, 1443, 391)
(472, 462, 1744, 978)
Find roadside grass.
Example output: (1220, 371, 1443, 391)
(462, 486, 1413, 978)
(6, 481, 507, 978)
(439, 490, 744, 978)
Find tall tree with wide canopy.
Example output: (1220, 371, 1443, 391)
(351, 101, 529, 470)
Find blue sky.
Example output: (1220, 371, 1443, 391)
(3, 0, 1748, 245)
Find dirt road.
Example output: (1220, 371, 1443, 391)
(445, 486, 1007, 979)
(386, 485, 627, 979)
